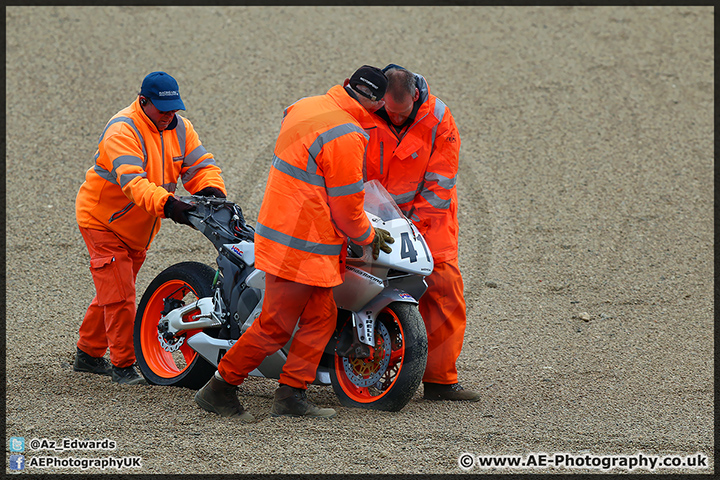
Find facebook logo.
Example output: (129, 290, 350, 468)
(9, 437, 25, 452)
(9, 454, 25, 470)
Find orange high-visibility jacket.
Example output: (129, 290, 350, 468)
(254, 85, 376, 287)
(76, 98, 226, 251)
(363, 73, 461, 263)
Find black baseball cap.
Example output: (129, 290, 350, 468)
(349, 65, 388, 102)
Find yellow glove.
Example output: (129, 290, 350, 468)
(372, 227, 395, 260)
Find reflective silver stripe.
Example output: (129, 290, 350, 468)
(175, 117, 187, 158)
(273, 124, 369, 190)
(379, 141, 384, 175)
(162, 182, 177, 192)
(100, 117, 147, 165)
(351, 224, 373, 244)
(114, 155, 144, 188)
(272, 155, 325, 187)
(182, 156, 216, 183)
(430, 123, 439, 156)
(113, 155, 143, 171)
(425, 171, 457, 190)
(183, 145, 208, 168)
(327, 179, 363, 197)
(420, 189, 451, 210)
(362, 148, 368, 181)
(120, 171, 147, 187)
(94, 154, 144, 186)
(434, 98, 447, 123)
(430, 99, 447, 156)
(307, 123, 369, 174)
(255, 222, 343, 256)
(390, 190, 417, 205)
(93, 164, 119, 185)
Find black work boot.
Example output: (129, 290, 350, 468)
(271, 384, 336, 418)
(111, 365, 147, 385)
(423, 382, 481, 401)
(195, 374, 255, 422)
(73, 347, 112, 376)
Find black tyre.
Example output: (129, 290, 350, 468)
(134, 261, 218, 389)
(329, 302, 427, 411)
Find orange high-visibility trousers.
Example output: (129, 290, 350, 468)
(419, 258, 467, 384)
(217, 273, 337, 389)
(77, 227, 146, 368)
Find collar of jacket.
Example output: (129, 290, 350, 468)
(413, 73, 430, 104)
(326, 84, 374, 124)
(132, 97, 179, 133)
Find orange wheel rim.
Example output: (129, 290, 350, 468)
(140, 280, 203, 378)
(335, 307, 405, 403)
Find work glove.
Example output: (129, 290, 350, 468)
(194, 186, 226, 198)
(164, 196, 196, 227)
(371, 227, 394, 260)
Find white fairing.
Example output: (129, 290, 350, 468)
(333, 265, 385, 311)
(222, 240, 255, 266)
(363, 214, 433, 275)
(245, 269, 265, 289)
(356, 180, 434, 276)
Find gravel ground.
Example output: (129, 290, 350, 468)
(5, 6, 714, 476)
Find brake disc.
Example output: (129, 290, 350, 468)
(157, 332, 184, 353)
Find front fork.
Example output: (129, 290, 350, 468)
(336, 288, 419, 359)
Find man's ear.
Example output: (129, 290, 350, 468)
(413, 88, 420, 102)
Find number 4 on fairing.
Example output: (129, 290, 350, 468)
(400, 232, 418, 262)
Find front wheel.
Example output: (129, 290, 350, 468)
(329, 302, 427, 411)
(134, 261, 218, 389)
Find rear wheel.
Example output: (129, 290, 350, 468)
(134, 261, 218, 389)
(329, 302, 427, 411)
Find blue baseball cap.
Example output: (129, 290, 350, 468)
(140, 71, 185, 111)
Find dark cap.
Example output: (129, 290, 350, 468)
(140, 71, 185, 111)
(349, 65, 388, 102)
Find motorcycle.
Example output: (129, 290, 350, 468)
(133, 180, 431, 411)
